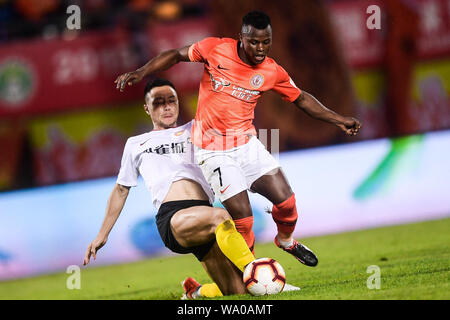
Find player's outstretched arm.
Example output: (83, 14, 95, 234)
(114, 45, 191, 92)
(294, 91, 362, 136)
(83, 183, 130, 265)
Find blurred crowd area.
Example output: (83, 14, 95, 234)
(0, 0, 207, 43)
(0, 0, 449, 191)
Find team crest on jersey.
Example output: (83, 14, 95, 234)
(250, 74, 264, 89)
(210, 74, 231, 92)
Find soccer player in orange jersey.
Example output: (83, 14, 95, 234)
(115, 11, 361, 266)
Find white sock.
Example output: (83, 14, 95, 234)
(277, 236, 294, 248)
(192, 286, 202, 299)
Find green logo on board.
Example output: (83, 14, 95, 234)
(0, 60, 35, 106)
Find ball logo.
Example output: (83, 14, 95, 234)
(0, 59, 35, 107)
(250, 74, 264, 89)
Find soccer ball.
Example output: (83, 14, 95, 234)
(243, 258, 286, 296)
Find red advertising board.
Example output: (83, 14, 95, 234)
(329, 0, 385, 69)
(416, 0, 450, 59)
(0, 29, 142, 117)
(329, 0, 450, 69)
(0, 19, 212, 117)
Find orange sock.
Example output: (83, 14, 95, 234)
(234, 216, 255, 254)
(271, 193, 298, 235)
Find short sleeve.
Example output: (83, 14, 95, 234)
(272, 64, 302, 102)
(188, 37, 223, 63)
(116, 139, 139, 187)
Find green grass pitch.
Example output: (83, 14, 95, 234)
(1, 218, 449, 300)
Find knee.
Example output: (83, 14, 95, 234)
(170, 213, 183, 230)
(227, 203, 253, 220)
(211, 208, 231, 229)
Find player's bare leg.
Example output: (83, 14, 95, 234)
(221, 191, 253, 220)
(170, 205, 226, 246)
(181, 243, 246, 299)
(250, 168, 318, 266)
(201, 242, 247, 295)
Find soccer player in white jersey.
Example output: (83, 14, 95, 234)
(83, 79, 256, 299)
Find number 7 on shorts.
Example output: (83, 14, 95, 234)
(213, 167, 223, 187)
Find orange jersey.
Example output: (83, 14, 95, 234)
(188, 37, 301, 150)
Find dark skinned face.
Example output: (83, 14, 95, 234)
(239, 25, 272, 66)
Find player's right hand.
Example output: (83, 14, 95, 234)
(114, 70, 144, 92)
(83, 236, 108, 266)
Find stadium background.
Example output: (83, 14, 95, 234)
(0, 0, 449, 292)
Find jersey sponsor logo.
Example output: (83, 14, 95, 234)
(231, 85, 260, 101)
(209, 72, 260, 101)
(250, 74, 264, 89)
(143, 141, 187, 155)
(210, 73, 231, 92)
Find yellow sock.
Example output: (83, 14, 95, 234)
(200, 283, 223, 297)
(215, 219, 255, 272)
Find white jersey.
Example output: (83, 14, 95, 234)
(116, 120, 215, 210)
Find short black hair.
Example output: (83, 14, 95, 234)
(242, 10, 271, 30)
(144, 78, 176, 97)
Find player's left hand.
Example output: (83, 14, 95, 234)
(337, 117, 361, 136)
